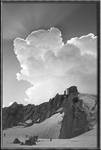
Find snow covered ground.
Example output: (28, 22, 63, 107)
(3, 113, 64, 139)
(2, 112, 97, 148)
(2, 127, 97, 148)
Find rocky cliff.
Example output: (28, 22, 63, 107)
(59, 86, 89, 138)
(2, 93, 64, 129)
(2, 86, 97, 139)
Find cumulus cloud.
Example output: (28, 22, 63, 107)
(14, 27, 97, 105)
(67, 33, 97, 56)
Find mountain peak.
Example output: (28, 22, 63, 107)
(2, 86, 96, 133)
(9, 102, 18, 108)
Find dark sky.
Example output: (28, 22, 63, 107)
(2, 2, 97, 107)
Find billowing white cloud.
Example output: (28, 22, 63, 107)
(67, 33, 97, 56)
(14, 27, 97, 105)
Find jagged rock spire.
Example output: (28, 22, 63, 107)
(68, 86, 79, 95)
(59, 86, 89, 139)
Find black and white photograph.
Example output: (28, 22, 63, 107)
(1, 0, 100, 149)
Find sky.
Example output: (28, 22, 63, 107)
(2, 2, 97, 107)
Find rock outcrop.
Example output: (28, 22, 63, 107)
(2, 86, 97, 139)
(59, 86, 89, 138)
(2, 93, 64, 129)
(2, 103, 24, 129)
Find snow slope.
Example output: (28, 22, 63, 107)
(2, 126, 97, 148)
(79, 94, 96, 109)
(2, 112, 97, 148)
(3, 113, 64, 141)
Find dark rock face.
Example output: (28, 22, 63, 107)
(2, 104, 24, 129)
(2, 93, 64, 129)
(59, 86, 89, 139)
(13, 138, 21, 144)
(2, 85, 96, 139)
(24, 136, 38, 145)
(68, 86, 78, 95)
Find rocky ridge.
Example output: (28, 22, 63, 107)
(2, 86, 97, 138)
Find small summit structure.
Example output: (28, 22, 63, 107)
(63, 86, 79, 98)
(67, 86, 78, 95)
